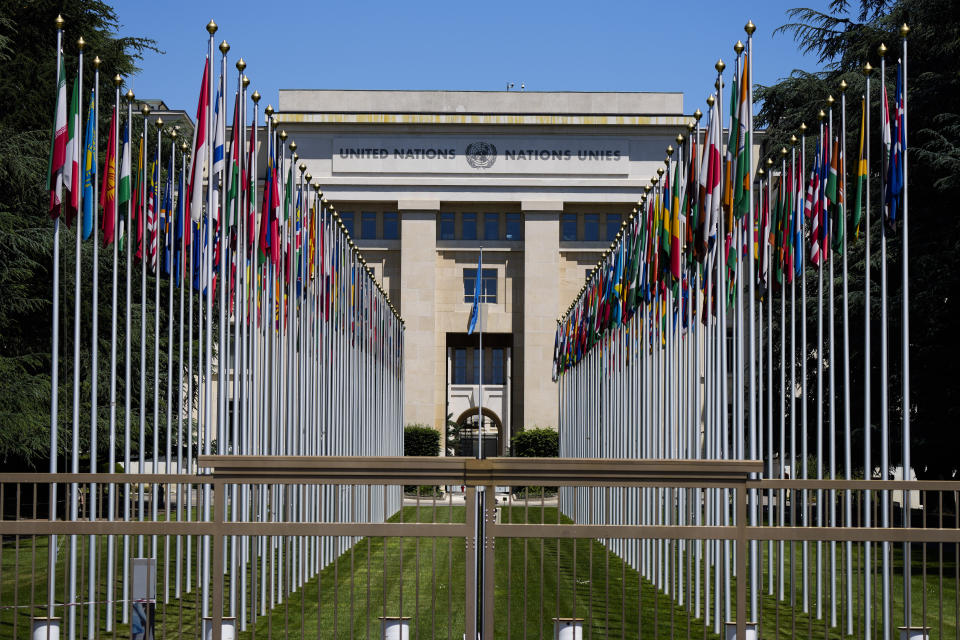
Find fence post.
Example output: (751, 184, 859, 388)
(483, 486, 496, 638)
(465, 487, 477, 640)
(736, 483, 747, 640)
(211, 479, 225, 640)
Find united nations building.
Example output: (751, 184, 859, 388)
(276, 90, 690, 455)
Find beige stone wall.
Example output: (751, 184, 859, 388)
(521, 205, 561, 430)
(399, 207, 437, 428)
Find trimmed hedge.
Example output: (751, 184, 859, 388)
(404, 425, 440, 457)
(511, 428, 559, 458)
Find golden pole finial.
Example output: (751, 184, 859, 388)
(666, 144, 674, 157)
(715, 59, 726, 73)
(745, 20, 756, 35)
(55, 15, 65, 30)
(706, 95, 715, 107)
(77, 37, 86, 50)
(93, 56, 101, 69)
(899, 23, 910, 38)
(818, 109, 826, 121)
(827, 94, 835, 106)
(863, 61, 873, 75)
(113, 74, 123, 87)
(643, 185, 651, 194)
(219, 40, 229, 55)
(766, 157, 774, 167)
(693, 108, 703, 121)
(687, 122, 695, 132)
(242, 75, 250, 88)
(800, 122, 808, 133)
(279, 130, 287, 141)
(878, 42, 888, 57)
(237, 58, 246, 72)
(305, 172, 312, 182)
(206, 20, 218, 35)
(170, 128, 177, 139)
(299, 163, 306, 173)
(156, 117, 163, 127)
(181, 141, 189, 153)
(780, 146, 788, 157)
(757, 167, 765, 177)
(676, 133, 685, 144)
(289, 140, 297, 152)
(839, 79, 848, 93)
(141, 104, 150, 117)
(292, 152, 298, 162)
(790, 134, 798, 146)
(734, 40, 744, 55)
(251, 91, 260, 103)
(264, 104, 274, 117)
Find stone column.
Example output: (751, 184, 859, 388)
(399, 200, 439, 429)
(521, 201, 562, 430)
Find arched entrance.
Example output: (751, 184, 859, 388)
(454, 407, 503, 458)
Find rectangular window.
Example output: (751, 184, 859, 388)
(484, 213, 500, 240)
(561, 213, 577, 241)
(606, 214, 621, 241)
(491, 347, 504, 384)
(361, 211, 377, 239)
(462, 212, 477, 241)
(341, 211, 355, 237)
(505, 213, 522, 241)
(472, 349, 481, 385)
(463, 268, 497, 304)
(382, 212, 398, 240)
(440, 212, 455, 240)
(584, 213, 599, 241)
(453, 348, 467, 384)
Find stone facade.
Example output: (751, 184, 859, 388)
(271, 90, 755, 450)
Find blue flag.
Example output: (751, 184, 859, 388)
(467, 251, 482, 335)
(81, 90, 96, 240)
(161, 153, 173, 275)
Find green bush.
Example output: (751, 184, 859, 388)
(511, 428, 559, 458)
(404, 425, 440, 495)
(404, 425, 440, 457)
(511, 428, 559, 497)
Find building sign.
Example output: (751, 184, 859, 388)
(332, 136, 630, 175)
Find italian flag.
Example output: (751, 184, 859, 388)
(47, 56, 67, 215)
(63, 77, 80, 226)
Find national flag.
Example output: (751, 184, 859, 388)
(852, 96, 867, 239)
(880, 78, 892, 226)
(885, 62, 905, 229)
(187, 58, 211, 245)
(100, 106, 117, 245)
(697, 96, 722, 262)
(809, 140, 823, 267)
(670, 158, 682, 280)
(47, 56, 68, 214)
(81, 89, 96, 241)
(133, 137, 144, 259)
(146, 162, 157, 272)
(63, 78, 80, 225)
(161, 152, 173, 274)
(175, 168, 185, 286)
(468, 253, 482, 335)
(733, 51, 751, 219)
(211, 83, 224, 177)
(227, 92, 240, 227)
(832, 135, 845, 254)
(117, 123, 131, 205)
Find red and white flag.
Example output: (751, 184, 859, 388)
(186, 58, 210, 245)
(47, 57, 68, 215)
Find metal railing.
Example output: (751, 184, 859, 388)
(2, 459, 959, 639)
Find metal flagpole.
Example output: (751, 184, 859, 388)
(88, 53, 100, 640)
(899, 25, 912, 627)
(106, 73, 121, 632)
(839, 79, 855, 636)
(152, 116, 162, 564)
(744, 21, 758, 622)
(862, 61, 873, 640)
(48, 14, 64, 622)
(879, 44, 891, 640)
(138, 103, 149, 559)
(177, 140, 188, 602)
(778, 149, 787, 605)
(815, 110, 825, 622)
(799, 122, 809, 613)
(69, 39, 85, 640)
(164, 127, 177, 605)
(122, 88, 134, 625)
(828, 97, 838, 628)
(202, 20, 217, 620)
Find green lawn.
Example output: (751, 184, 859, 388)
(1, 506, 958, 639)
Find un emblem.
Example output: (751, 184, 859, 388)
(465, 141, 497, 169)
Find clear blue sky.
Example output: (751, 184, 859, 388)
(115, 0, 834, 115)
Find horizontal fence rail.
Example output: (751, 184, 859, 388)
(2, 459, 958, 639)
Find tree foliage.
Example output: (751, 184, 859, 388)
(757, 0, 960, 478)
(511, 428, 559, 458)
(404, 425, 440, 457)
